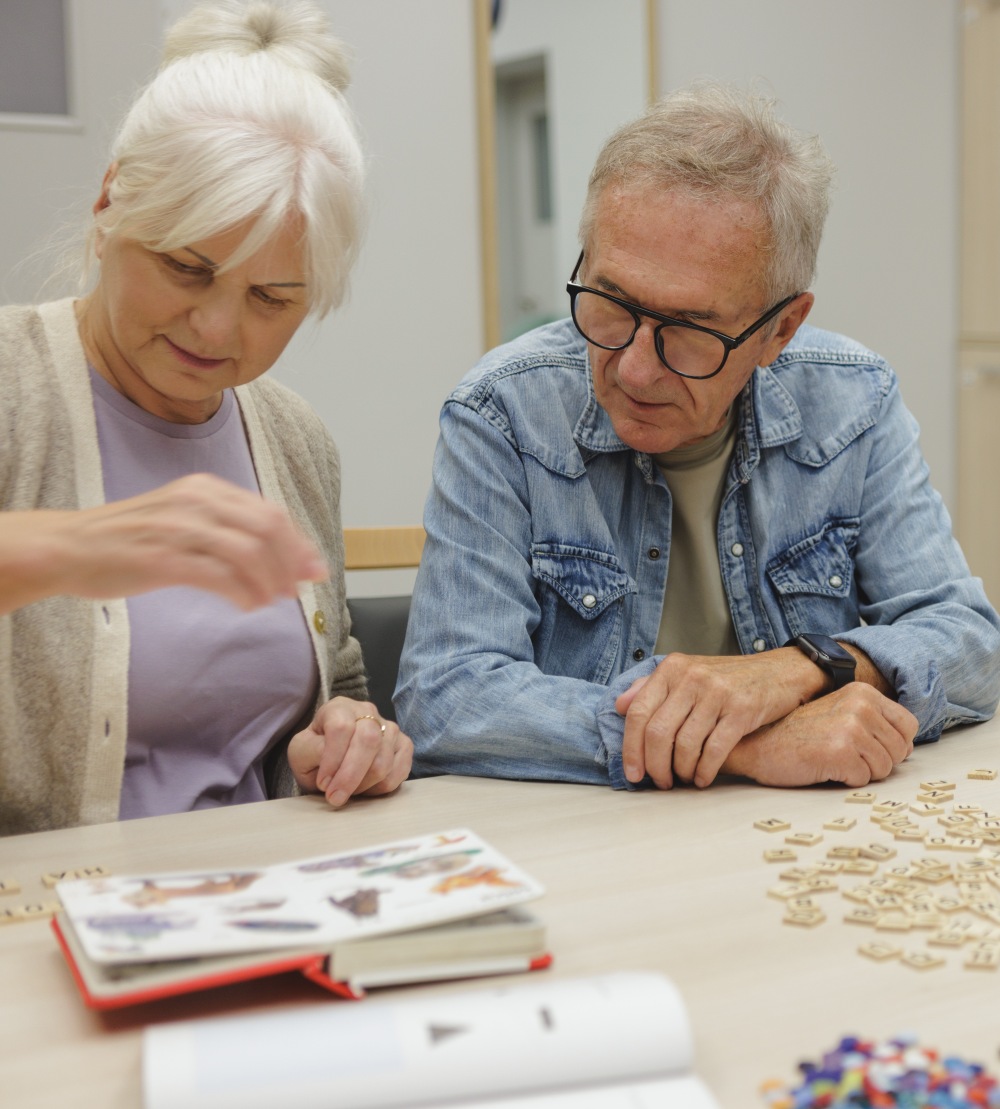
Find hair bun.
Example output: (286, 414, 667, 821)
(162, 0, 352, 94)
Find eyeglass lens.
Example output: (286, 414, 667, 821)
(572, 289, 725, 378)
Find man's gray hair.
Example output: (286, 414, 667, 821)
(579, 81, 834, 302)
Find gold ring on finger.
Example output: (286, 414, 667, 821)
(356, 713, 387, 737)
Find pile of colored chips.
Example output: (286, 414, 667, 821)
(760, 1034, 1000, 1107)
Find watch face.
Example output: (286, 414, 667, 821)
(800, 633, 854, 667)
(793, 634, 855, 683)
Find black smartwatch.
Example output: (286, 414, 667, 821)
(784, 633, 856, 690)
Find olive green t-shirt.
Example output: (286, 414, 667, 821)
(653, 409, 741, 658)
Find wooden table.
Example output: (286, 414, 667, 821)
(2, 720, 1000, 1108)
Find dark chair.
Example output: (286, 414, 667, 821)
(343, 527, 426, 723)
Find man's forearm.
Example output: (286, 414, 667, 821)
(841, 642, 895, 698)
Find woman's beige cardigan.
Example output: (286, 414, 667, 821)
(0, 300, 366, 835)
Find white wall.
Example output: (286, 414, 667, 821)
(656, 0, 960, 507)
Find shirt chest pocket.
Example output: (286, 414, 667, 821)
(766, 520, 861, 636)
(530, 543, 636, 685)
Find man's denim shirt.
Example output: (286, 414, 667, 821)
(395, 319, 1000, 788)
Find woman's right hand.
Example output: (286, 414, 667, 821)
(287, 697, 414, 807)
(0, 473, 327, 614)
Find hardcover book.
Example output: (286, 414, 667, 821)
(51, 828, 548, 1008)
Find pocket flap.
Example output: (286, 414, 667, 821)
(531, 543, 635, 619)
(767, 521, 859, 598)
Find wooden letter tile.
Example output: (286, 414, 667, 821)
(900, 951, 945, 970)
(783, 909, 825, 928)
(844, 907, 880, 925)
(41, 870, 74, 889)
(841, 858, 879, 875)
(14, 902, 61, 922)
(859, 843, 897, 861)
(754, 818, 791, 833)
(964, 946, 1000, 970)
(927, 930, 968, 947)
(858, 941, 902, 960)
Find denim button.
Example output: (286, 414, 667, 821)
(752, 638, 766, 652)
(633, 648, 646, 661)
(582, 594, 597, 609)
(648, 547, 661, 560)
(731, 543, 744, 557)
(829, 574, 843, 588)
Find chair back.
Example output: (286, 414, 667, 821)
(343, 526, 425, 572)
(342, 527, 426, 722)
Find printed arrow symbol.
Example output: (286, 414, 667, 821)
(428, 1024, 470, 1045)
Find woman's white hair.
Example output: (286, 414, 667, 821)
(580, 81, 835, 303)
(88, 0, 365, 317)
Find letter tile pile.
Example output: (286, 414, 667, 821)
(757, 772, 1000, 970)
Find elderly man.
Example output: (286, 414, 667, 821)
(395, 82, 1000, 792)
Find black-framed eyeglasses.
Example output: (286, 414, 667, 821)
(566, 251, 799, 380)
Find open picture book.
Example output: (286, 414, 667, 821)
(143, 971, 719, 1109)
(51, 828, 549, 1008)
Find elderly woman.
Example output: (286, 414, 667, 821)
(0, 0, 412, 835)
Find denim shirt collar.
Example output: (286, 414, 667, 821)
(572, 355, 629, 458)
(573, 356, 804, 485)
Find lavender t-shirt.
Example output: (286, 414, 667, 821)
(89, 369, 319, 820)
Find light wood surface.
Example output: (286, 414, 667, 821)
(2, 721, 1000, 1108)
(342, 526, 425, 571)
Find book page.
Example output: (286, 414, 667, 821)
(56, 829, 543, 965)
(144, 971, 716, 1109)
(444, 1075, 718, 1107)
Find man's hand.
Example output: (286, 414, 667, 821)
(0, 473, 327, 614)
(721, 683, 917, 787)
(287, 697, 413, 808)
(617, 649, 828, 789)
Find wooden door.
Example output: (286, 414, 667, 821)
(960, 0, 1000, 608)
